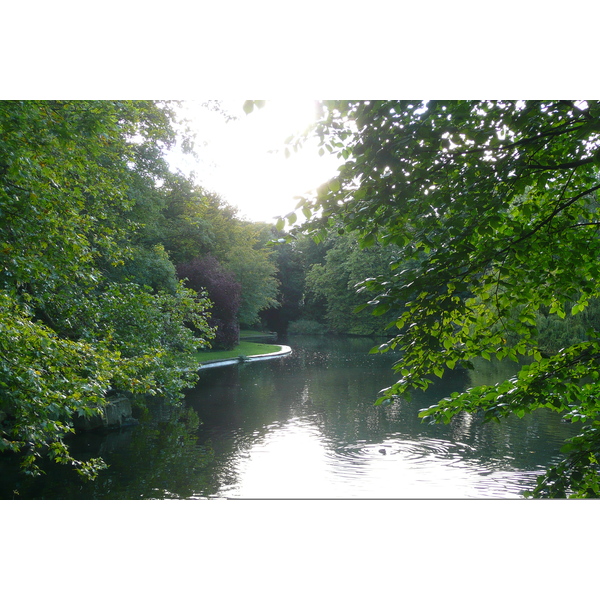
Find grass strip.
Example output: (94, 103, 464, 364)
(195, 341, 282, 363)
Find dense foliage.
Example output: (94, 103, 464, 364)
(304, 231, 401, 335)
(225, 222, 280, 326)
(0, 100, 219, 477)
(280, 100, 600, 497)
(264, 229, 419, 337)
(0, 100, 289, 480)
(157, 178, 280, 334)
(177, 256, 241, 350)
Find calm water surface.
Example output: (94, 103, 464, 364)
(0, 336, 578, 499)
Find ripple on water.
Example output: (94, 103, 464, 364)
(325, 435, 536, 498)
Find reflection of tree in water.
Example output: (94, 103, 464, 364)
(89, 405, 215, 499)
(467, 356, 523, 388)
(308, 361, 471, 444)
(2, 402, 215, 500)
(291, 349, 578, 474)
(410, 361, 581, 472)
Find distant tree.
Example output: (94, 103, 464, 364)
(155, 183, 280, 328)
(177, 255, 241, 350)
(304, 232, 400, 335)
(261, 237, 306, 333)
(224, 221, 279, 327)
(156, 174, 215, 265)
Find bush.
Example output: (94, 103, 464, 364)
(288, 319, 327, 335)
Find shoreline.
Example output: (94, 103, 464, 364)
(197, 345, 292, 370)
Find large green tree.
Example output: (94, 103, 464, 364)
(304, 231, 400, 335)
(0, 101, 214, 478)
(260, 234, 308, 333)
(224, 221, 279, 327)
(161, 182, 280, 329)
(285, 100, 600, 497)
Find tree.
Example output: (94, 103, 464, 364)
(177, 255, 241, 350)
(304, 231, 400, 335)
(157, 182, 279, 329)
(0, 101, 214, 478)
(260, 235, 306, 333)
(224, 221, 279, 327)
(153, 174, 215, 266)
(285, 100, 600, 497)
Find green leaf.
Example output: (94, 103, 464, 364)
(372, 304, 390, 316)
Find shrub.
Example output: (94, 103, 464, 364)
(288, 319, 327, 335)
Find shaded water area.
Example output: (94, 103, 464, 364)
(0, 336, 579, 499)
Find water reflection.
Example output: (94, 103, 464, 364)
(0, 336, 579, 499)
(0, 402, 215, 499)
(185, 336, 577, 498)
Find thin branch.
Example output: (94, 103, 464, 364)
(3, 180, 32, 193)
(547, 169, 576, 235)
(568, 222, 600, 229)
(523, 155, 597, 171)
(442, 122, 584, 159)
(497, 183, 600, 259)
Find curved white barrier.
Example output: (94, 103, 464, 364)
(198, 346, 292, 370)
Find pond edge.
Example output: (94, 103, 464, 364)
(197, 345, 292, 370)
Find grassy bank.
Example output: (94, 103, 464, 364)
(239, 329, 277, 340)
(194, 340, 282, 363)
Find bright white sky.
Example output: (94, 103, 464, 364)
(169, 100, 343, 224)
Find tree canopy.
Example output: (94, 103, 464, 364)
(158, 178, 280, 340)
(177, 255, 241, 350)
(0, 100, 286, 480)
(304, 231, 399, 335)
(285, 100, 600, 497)
(0, 101, 215, 477)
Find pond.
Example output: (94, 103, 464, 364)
(0, 335, 578, 499)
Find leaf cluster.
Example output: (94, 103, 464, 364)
(287, 100, 600, 496)
(0, 101, 215, 478)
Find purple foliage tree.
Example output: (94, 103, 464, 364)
(177, 255, 241, 350)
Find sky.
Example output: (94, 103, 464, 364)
(169, 100, 343, 224)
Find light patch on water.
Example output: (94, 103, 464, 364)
(323, 436, 533, 499)
(228, 418, 339, 498)
(220, 419, 536, 498)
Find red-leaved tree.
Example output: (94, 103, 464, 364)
(177, 256, 241, 350)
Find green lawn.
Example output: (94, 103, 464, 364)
(195, 341, 282, 363)
(239, 329, 277, 339)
